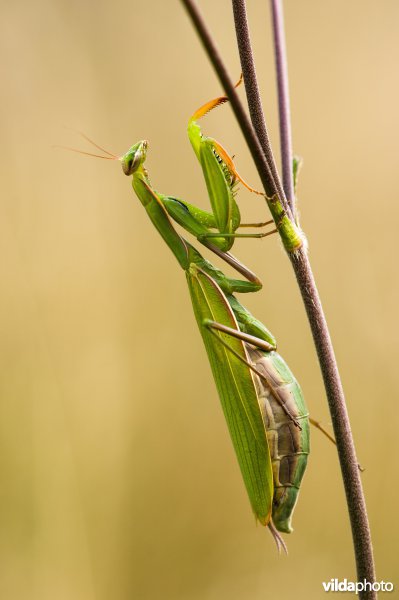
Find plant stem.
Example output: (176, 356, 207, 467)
(231, 0, 288, 212)
(291, 248, 376, 598)
(269, 0, 295, 210)
(181, 0, 376, 595)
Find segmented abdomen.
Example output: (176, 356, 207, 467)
(246, 345, 310, 533)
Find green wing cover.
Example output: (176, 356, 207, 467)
(186, 265, 273, 524)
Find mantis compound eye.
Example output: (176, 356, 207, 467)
(121, 156, 134, 175)
(121, 141, 148, 175)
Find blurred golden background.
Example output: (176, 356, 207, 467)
(1, 1, 398, 598)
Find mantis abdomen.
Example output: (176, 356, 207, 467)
(246, 346, 310, 534)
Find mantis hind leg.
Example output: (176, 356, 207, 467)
(309, 418, 364, 471)
(309, 418, 336, 445)
(203, 319, 302, 429)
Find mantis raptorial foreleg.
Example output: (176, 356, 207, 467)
(63, 79, 276, 278)
(188, 74, 264, 196)
(160, 77, 276, 253)
(126, 157, 265, 296)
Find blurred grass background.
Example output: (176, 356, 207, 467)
(1, 1, 398, 598)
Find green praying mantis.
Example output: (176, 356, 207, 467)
(69, 81, 310, 551)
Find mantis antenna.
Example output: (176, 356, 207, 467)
(54, 129, 119, 160)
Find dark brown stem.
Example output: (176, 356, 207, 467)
(231, 0, 288, 214)
(180, 0, 376, 596)
(292, 248, 376, 597)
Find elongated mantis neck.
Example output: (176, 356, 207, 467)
(132, 166, 152, 197)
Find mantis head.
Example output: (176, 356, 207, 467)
(56, 132, 149, 179)
(120, 141, 148, 176)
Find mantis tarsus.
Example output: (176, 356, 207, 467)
(71, 85, 310, 551)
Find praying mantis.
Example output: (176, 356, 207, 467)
(120, 85, 309, 551)
(70, 82, 310, 551)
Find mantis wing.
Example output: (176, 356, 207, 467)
(187, 264, 273, 525)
